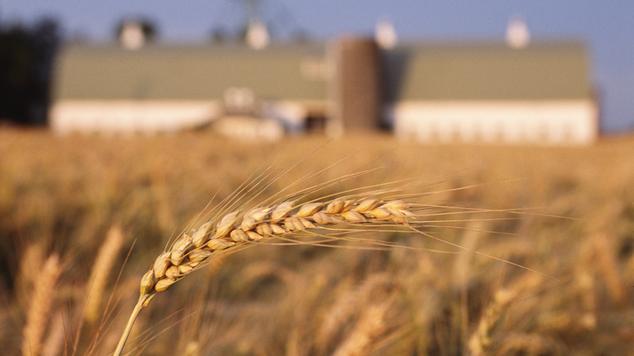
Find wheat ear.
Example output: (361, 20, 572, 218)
(84, 226, 125, 323)
(332, 299, 392, 356)
(22, 254, 61, 356)
(113, 197, 413, 355)
(468, 274, 541, 355)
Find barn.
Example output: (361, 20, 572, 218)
(387, 42, 598, 144)
(51, 37, 598, 144)
(51, 44, 327, 134)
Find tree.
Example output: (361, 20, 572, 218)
(0, 17, 61, 125)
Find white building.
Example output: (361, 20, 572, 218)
(51, 44, 327, 135)
(51, 36, 598, 144)
(386, 42, 598, 145)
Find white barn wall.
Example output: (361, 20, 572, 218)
(51, 101, 221, 134)
(214, 116, 284, 142)
(391, 100, 598, 145)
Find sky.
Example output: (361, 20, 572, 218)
(2, 0, 633, 132)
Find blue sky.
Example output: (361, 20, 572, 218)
(3, 0, 633, 132)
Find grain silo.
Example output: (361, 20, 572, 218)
(328, 37, 383, 135)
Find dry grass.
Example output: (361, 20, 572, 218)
(1, 130, 634, 355)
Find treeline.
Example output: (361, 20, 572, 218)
(0, 18, 61, 126)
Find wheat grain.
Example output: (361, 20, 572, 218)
(146, 198, 410, 294)
(113, 197, 414, 355)
(22, 254, 61, 356)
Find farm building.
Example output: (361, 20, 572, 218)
(51, 35, 598, 144)
(386, 42, 598, 144)
(51, 44, 327, 136)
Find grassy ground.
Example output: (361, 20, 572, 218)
(1, 130, 633, 355)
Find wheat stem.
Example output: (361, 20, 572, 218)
(113, 295, 147, 356)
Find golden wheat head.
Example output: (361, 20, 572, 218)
(114, 197, 413, 355)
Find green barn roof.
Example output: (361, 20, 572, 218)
(384, 41, 592, 101)
(54, 41, 592, 103)
(53, 44, 327, 101)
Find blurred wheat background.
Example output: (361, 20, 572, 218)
(1, 130, 634, 355)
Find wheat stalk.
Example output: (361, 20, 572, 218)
(592, 233, 625, 305)
(41, 312, 65, 356)
(113, 197, 414, 355)
(317, 273, 391, 350)
(84, 226, 125, 323)
(22, 254, 61, 356)
(17, 243, 46, 310)
(332, 299, 392, 356)
(467, 274, 541, 356)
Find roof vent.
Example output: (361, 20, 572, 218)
(246, 20, 270, 50)
(506, 17, 530, 49)
(119, 21, 146, 50)
(375, 19, 398, 49)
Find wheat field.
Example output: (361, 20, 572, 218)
(1, 130, 633, 355)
